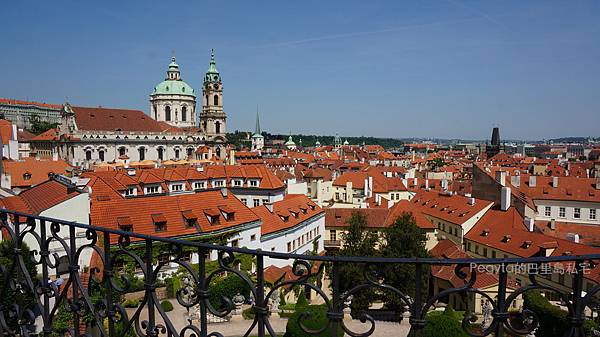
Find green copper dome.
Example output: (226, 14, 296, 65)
(151, 56, 196, 97)
(152, 80, 196, 97)
(204, 49, 221, 84)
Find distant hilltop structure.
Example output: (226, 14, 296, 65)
(486, 127, 501, 158)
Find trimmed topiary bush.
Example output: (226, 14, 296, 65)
(160, 300, 174, 312)
(208, 273, 251, 311)
(423, 307, 468, 337)
(284, 304, 343, 337)
(122, 299, 139, 308)
(295, 290, 309, 310)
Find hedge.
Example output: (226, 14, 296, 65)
(160, 300, 174, 312)
(423, 307, 468, 337)
(122, 299, 139, 308)
(283, 304, 343, 337)
(208, 273, 251, 311)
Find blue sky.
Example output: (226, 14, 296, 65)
(1, 1, 600, 140)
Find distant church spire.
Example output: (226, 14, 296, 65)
(255, 105, 261, 135)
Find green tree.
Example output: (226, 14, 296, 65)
(28, 114, 59, 135)
(333, 211, 379, 311)
(0, 240, 39, 330)
(423, 307, 468, 337)
(380, 212, 430, 309)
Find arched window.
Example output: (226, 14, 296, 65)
(165, 106, 171, 121)
(216, 147, 221, 158)
(202, 121, 207, 132)
(99, 150, 105, 162)
(205, 95, 209, 105)
(213, 94, 219, 105)
(187, 148, 193, 158)
(182, 106, 187, 122)
(157, 148, 164, 161)
(215, 121, 221, 134)
(153, 105, 157, 120)
(86, 150, 92, 161)
(118, 147, 126, 157)
(175, 149, 180, 160)
(138, 147, 145, 161)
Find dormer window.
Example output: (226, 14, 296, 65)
(182, 210, 198, 228)
(249, 180, 259, 187)
(193, 181, 206, 190)
(124, 187, 136, 197)
(502, 235, 512, 243)
(23, 172, 32, 181)
(289, 209, 299, 218)
(144, 185, 161, 195)
(117, 216, 133, 232)
(300, 206, 308, 214)
(233, 179, 242, 187)
(152, 213, 167, 232)
(213, 180, 224, 188)
(481, 229, 490, 237)
(170, 183, 184, 192)
(219, 205, 236, 221)
(522, 240, 533, 248)
(204, 208, 221, 225)
(277, 212, 290, 222)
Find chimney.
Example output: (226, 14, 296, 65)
(364, 178, 368, 197)
(529, 176, 537, 187)
(524, 217, 535, 232)
(510, 175, 521, 188)
(495, 171, 506, 186)
(468, 197, 475, 205)
(425, 179, 429, 190)
(413, 177, 418, 187)
(566, 233, 580, 244)
(552, 176, 559, 188)
(550, 219, 556, 230)
(368, 176, 373, 198)
(500, 186, 511, 211)
(221, 188, 228, 198)
(265, 202, 273, 212)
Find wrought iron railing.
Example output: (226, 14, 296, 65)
(1, 209, 600, 337)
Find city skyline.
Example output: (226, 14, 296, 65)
(1, 1, 600, 140)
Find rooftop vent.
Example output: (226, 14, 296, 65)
(502, 235, 512, 243)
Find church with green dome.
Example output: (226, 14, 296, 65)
(149, 56, 197, 128)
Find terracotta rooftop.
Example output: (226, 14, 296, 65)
(0, 179, 83, 215)
(2, 158, 73, 188)
(253, 194, 322, 236)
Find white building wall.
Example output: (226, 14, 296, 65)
(262, 214, 325, 268)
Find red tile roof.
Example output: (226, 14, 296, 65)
(0, 179, 82, 214)
(0, 120, 13, 145)
(410, 190, 493, 226)
(3, 158, 73, 188)
(333, 171, 407, 192)
(252, 194, 323, 235)
(0, 98, 62, 110)
(71, 106, 176, 133)
(90, 190, 260, 243)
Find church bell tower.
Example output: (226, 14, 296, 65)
(200, 50, 227, 141)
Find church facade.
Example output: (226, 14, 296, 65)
(31, 51, 229, 167)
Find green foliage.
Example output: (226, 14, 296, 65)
(160, 300, 174, 312)
(295, 290, 309, 309)
(380, 212, 430, 309)
(333, 211, 380, 311)
(122, 299, 139, 308)
(283, 304, 343, 337)
(51, 304, 74, 337)
(28, 114, 59, 135)
(423, 307, 468, 337)
(208, 272, 251, 311)
(279, 290, 287, 306)
(0, 240, 39, 330)
(430, 157, 447, 170)
(523, 290, 567, 336)
(165, 275, 180, 298)
(242, 306, 255, 320)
